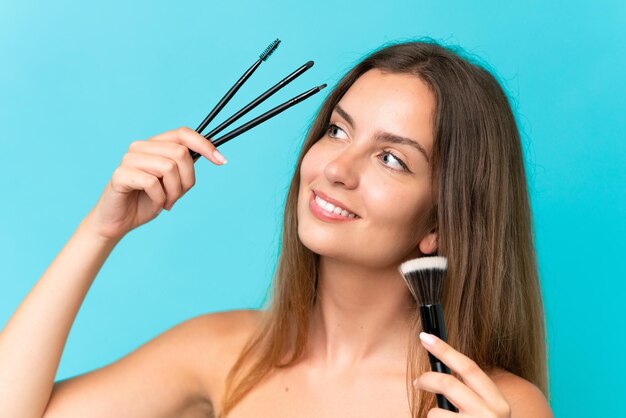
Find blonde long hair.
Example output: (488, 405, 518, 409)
(217, 39, 548, 417)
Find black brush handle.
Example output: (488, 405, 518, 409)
(195, 59, 262, 135)
(420, 304, 458, 413)
(189, 84, 325, 162)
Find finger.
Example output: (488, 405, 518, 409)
(424, 407, 462, 418)
(128, 140, 196, 193)
(150, 126, 228, 165)
(419, 332, 504, 405)
(415, 371, 486, 415)
(121, 152, 183, 209)
(110, 166, 166, 211)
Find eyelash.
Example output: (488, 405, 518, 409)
(325, 123, 410, 172)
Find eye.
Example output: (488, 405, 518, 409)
(326, 123, 348, 139)
(379, 150, 409, 172)
(326, 123, 411, 173)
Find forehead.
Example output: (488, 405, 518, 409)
(336, 69, 435, 149)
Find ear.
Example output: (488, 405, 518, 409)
(418, 229, 438, 255)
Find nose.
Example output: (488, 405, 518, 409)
(323, 147, 361, 189)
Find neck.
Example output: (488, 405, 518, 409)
(306, 256, 416, 371)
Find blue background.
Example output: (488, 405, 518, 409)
(1, 1, 624, 416)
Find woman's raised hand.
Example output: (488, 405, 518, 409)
(85, 126, 227, 242)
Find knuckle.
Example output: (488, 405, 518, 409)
(146, 176, 160, 188)
(128, 140, 142, 151)
(111, 167, 123, 182)
(177, 126, 193, 136)
(155, 194, 166, 207)
(187, 176, 196, 190)
(162, 159, 177, 173)
(175, 145, 188, 160)
(459, 359, 479, 376)
(438, 343, 452, 356)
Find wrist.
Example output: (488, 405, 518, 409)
(77, 211, 124, 249)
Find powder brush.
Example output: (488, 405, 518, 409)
(398, 256, 458, 412)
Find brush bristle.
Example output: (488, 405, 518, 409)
(398, 256, 447, 305)
(259, 39, 281, 61)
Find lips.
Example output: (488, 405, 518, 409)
(312, 189, 360, 218)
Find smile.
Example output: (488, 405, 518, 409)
(309, 191, 360, 222)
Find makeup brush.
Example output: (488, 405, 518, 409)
(188, 39, 324, 163)
(202, 60, 314, 142)
(398, 256, 458, 412)
(195, 38, 281, 134)
(189, 82, 326, 162)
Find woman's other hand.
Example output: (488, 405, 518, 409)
(413, 332, 553, 418)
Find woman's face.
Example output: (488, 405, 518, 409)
(297, 69, 438, 268)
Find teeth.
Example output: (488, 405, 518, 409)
(315, 195, 357, 218)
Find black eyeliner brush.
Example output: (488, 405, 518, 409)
(191, 83, 326, 161)
(398, 256, 458, 413)
(188, 60, 314, 162)
(194, 38, 280, 135)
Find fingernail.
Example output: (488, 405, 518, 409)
(419, 332, 436, 346)
(212, 149, 227, 164)
(412, 378, 419, 387)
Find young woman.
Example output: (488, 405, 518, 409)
(0, 40, 553, 418)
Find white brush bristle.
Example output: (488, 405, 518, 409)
(399, 256, 447, 275)
(398, 256, 448, 305)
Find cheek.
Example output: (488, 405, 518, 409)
(364, 183, 433, 236)
(298, 147, 321, 213)
(299, 143, 325, 185)
(369, 195, 421, 230)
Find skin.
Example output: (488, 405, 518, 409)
(0, 70, 553, 418)
(212, 69, 553, 417)
(297, 67, 438, 386)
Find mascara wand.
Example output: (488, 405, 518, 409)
(398, 256, 458, 412)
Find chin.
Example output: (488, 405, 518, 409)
(296, 220, 341, 256)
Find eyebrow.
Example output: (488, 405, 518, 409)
(333, 104, 430, 164)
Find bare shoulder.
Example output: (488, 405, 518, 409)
(487, 368, 554, 418)
(184, 309, 262, 342)
(185, 309, 264, 403)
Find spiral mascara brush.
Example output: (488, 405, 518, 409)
(398, 256, 458, 412)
